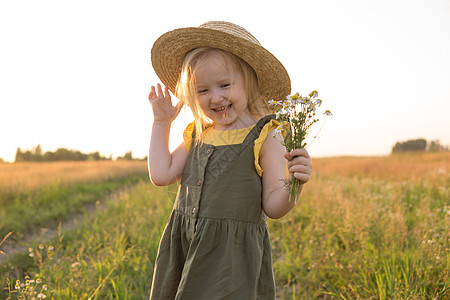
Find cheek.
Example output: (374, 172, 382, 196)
(197, 100, 215, 118)
(232, 87, 248, 104)
(196, 97, 208, 110)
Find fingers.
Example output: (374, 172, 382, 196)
(292, 171, 310, 184)
(157, 83, 164, 98)
(148, 85, 156, 101)
(284, 148, 312, 184)
(287, 156, 311, 172)
(283, 148, 310, 161)
(148, 83, 171, 102)
(289, 163, 312, 183)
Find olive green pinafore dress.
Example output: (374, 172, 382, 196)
(150, 116, 276, 300)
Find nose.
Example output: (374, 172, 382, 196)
(210, 89, 225, 104)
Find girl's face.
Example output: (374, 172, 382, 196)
(194, 52, 256, 131)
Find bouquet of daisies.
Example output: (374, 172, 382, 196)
(268, 90, 332, 202)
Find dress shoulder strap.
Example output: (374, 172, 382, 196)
(242, 114, 276, 145)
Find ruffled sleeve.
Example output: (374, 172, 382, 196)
(183, 122, 195, 153)
(253, 119, 287, 177)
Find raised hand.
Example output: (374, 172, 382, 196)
(148, 83, 184, 124)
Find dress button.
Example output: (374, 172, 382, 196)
(192, 207, 197, 214)
(197, 180, 202, 186)
(206, 148, 211, 155)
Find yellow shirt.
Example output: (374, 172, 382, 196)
(183, 119, 284, 177)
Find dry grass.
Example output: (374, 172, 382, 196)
(272, 152, 449, 298)
(312, 152, 450, 184)
(1, 153, 448, 298)
(0, 160, 148, 192)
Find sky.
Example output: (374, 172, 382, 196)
(1, 0, 449, 162)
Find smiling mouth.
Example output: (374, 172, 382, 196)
(212, 104, 232, 113)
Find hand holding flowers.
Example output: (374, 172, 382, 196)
(284, 147, 312, 186)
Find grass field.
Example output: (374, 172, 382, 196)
(0, 154, 448, 299)
(271, 153, 449, 299)
(0, 161, 149, 242)
(0, 160, 148, 191)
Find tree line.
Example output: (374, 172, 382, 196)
(14, 145, 143, 162)
(392, 139, 449, 154)
(2, 139, 447, 163)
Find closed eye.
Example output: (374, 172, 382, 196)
(221, 83, 231, 88)
(197, 89, 208, 94)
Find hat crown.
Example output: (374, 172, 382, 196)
(199, 21, 261, 46)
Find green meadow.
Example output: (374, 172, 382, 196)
(0, 154, 448, 299)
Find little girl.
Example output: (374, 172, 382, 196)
(147, 21, 312, 299)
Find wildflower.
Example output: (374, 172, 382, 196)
(28, 248, 33, 253)
(269, 99, 282, 106)
(36, 278, 42, 284)
(275, 111, 282, 119)
(309, 90, 318, 97)
(324, 110, 333, 116)
(314, 99, 322, 107)
(39, 244, 44, 250)
(43, 284, 48, 290)
(38, 293, 47, 299)
(307, 102, 316, 112)
(290, 93, 300, 100)
(272, 125, 284, 138)
(289, 97, 300, 105)
(29, 252, 35, 257)
(48, 245, 54, 251)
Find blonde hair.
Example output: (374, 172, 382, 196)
(175, 47, 271, 145)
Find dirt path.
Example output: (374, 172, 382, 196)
(0, 186, 130, 263)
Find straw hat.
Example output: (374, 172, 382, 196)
(151, 21, 291, 101)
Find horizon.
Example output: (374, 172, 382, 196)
(3, 137, 448, 163)
(1, 0, 449, 163)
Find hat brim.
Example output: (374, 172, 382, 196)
(151, 26, 291, 101)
